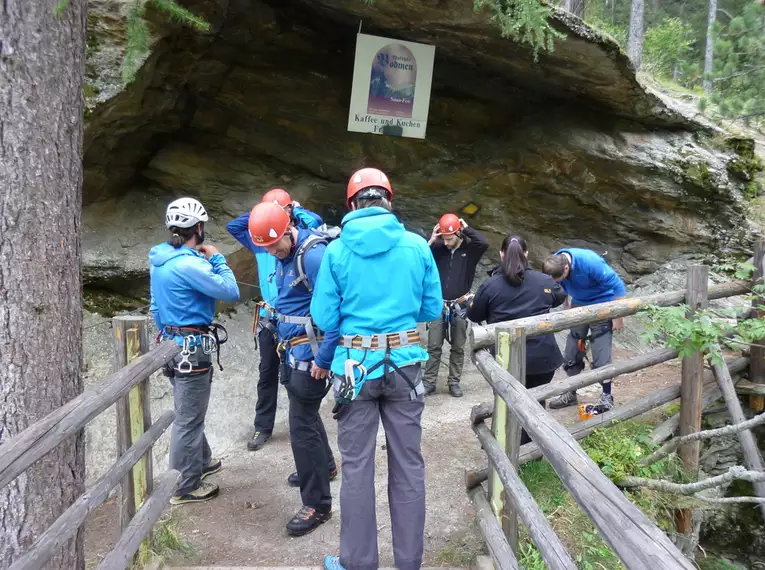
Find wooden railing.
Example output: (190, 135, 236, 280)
(0, 316, 181, 570)
(464, 251, 765, 570)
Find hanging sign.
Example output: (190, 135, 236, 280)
(347, 33, 436, 140)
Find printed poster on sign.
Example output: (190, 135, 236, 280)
(347, 33, 435, 140)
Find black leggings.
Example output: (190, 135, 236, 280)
(521, 371, 556, 446)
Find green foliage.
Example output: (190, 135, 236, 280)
(122, 0, 209, 85)
(643, 18, 694, 79)
(474, 0, 566, 59)
(516, 420, 685, 569)
(587, 16, 627, 47)
(710, 3, 765, 123)
(641, 260, 765, 363)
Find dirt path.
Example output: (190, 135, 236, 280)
(84, 341, 683, 569)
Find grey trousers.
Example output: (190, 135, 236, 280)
(563, 320, 613, 380)
(423, 313, 468, 386)
(169, 367, 213, 495)
(337, 364, 425, 570)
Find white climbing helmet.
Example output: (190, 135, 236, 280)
(165, 197, 209, 229)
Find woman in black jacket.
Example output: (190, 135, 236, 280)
(467, 234, 567, 444)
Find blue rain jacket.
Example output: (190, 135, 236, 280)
(556, 248, 626, 306)
(226, 206, 323, 318)
(149, 243, 240, 344)
(311, 207, 442, 384)
(275, 228, 339, 369)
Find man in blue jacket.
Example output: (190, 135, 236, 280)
(150, 197, 240, 504)
(542, 248, 627, 411)
(248, 200, 340, 537)
(226, 188, 322, 452)
(310, 168, 442, 570)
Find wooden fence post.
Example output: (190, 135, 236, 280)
(503, 327, 526, 553)
(675, 265, 708, 543)
(489, 331, 511, 521)
(113, 316, 153, 563)
(750, 238, 765, 412)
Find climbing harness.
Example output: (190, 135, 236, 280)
(252, 301, 278, 350)
(567, 324, 612, 370)
(158, 324, 228, 374)
(278, 314, 322, 357)
(289, 225, 341, 294)
(442, 293, 473, 344)
(333, 330, 425, 404)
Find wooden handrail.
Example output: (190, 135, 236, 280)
(468, 486, 520, 570)
(0, 341, 180, 490)
(473, 349, 695, 570)
(470, 281, 750, 350)
(473, 421, 577, 570)
(7, 411, 175, 570)
(465, 356, 749, 490)
(96, 469, 181, 570)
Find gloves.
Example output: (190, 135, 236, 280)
(332, 401, 349, 422)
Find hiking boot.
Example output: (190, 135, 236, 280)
(286, 505, 332, 536)
(598, 393, 615, 412)
(323, 555, 346, 570)
(247, 431, 271, 451)
(202, 458, 222, 480)
(170, 481, 219, 505)
(423, 381, 436, 396)
(287, 464, 338, 487)
(448, 384, 463, 398)
(549, 390, 578, 409)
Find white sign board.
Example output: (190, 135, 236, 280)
(347, 33, 436, 140)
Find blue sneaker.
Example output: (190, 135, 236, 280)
(323, 555, 345, 570)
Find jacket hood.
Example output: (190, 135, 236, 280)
(149, 243, 197, 267)
(340, 207, 405, 258)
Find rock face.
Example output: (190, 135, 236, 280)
(82, 0, 757, 299)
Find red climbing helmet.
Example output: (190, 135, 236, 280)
(248, 201, 291, 246)
(346, 168, 393, 208)
(261, 188, 293, 209)
(438, 213, 461, 236)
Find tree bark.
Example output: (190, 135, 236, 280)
(627, 0, 645, 68)
(703, 0, 718, 94)
(0, 1, 88, 568)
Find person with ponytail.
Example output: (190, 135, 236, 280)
(149, 197, 240, 505)
(466, 234, 566, 444)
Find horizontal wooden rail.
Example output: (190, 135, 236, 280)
(470, 281, 750, 350)
(0, 341, 180, 490)
(473, 349, 694, 570)
(7, 411, 175, 570)
(473, 421, 577, 570)
(530, 348, 680, 401)
(466, 357, 749, 489)
(96, 469, 181, 570)
(468, 485, 520, 570)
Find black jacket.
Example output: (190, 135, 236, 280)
(467, 267, 566, 375)
(430, 226, 489, 300)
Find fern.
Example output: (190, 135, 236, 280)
(474, 0, 565, 59)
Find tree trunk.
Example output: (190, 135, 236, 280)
(0, 1, 88, 568)
(564, 0, 586, 18)
(703, 0, 718, 94)
(627, 0, 645, 68)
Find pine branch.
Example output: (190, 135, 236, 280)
(619, 466, 765, 495)
(640, 413, 765, 466)
(714, 64, 765, 82)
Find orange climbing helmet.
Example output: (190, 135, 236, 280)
(261, 188, 293, 209)
(438, 213, 461, 236)
(347, 168, 393, 208)
(248, 201, 291, 246)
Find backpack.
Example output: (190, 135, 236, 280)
(289, 223, 342, 293)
